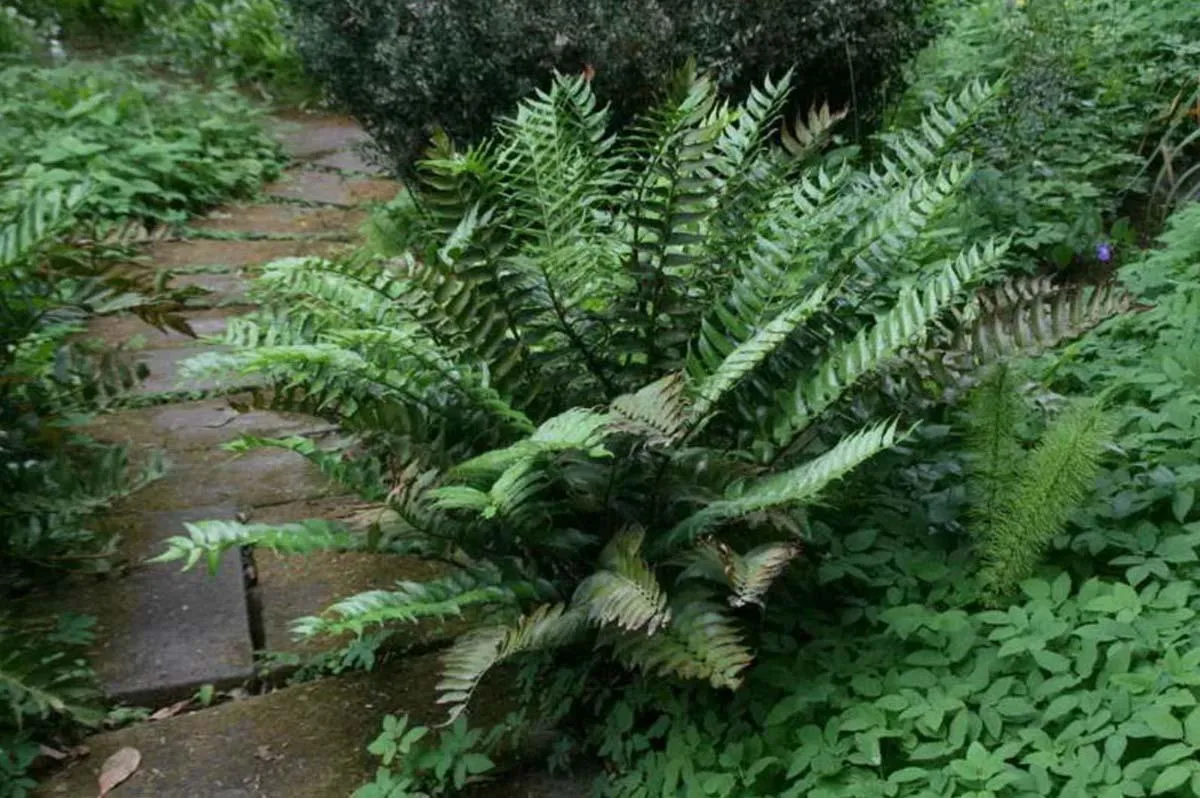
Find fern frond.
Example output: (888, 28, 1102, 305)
(781, 102, 848, 159)
(0, 183, 87, 268)
(450, 408, 612, 481)
(573, 528, 670, 634)
(291, 565, 521, 638)
(601, 588, 752, 689)
(224, 434, 388, 500)
(975, 399, 1112, 597)
(965, 364, 1027, 547)
(609, 373, 689, 446)
(150, 518, 356, 574)
(769, 241, 1005, 452)
(0, 617, 103, 728)
(679, 538, 803, 608)
(437, 604, 589, 723)
(935, 278, 1136, 374)
(665, 420, 904, 549)
(689, 286, 829, 422)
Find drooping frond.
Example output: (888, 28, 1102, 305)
(679, 537, 803, 608)
(933, 277, 1137, 375)
(665, 421, 904, 549)
(601, 588, 752, 690)
(151, 518, 356, 573)
(573, 528, 670, 634)
(437, 604, 589, 723)
(609, 373, 689, 446)
(974, 398, 1112, 598)
(224, 435, 388, 500)
(767, 241, 1006, 452)
(291, 565, 521, 638)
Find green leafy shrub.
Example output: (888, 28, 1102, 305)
(150, 69, 1129, 722)
(0, 61, 285, 225)
(288, 0, 928, 169)
(892, 0, 1200, 272)
(152, 0, 307, 95)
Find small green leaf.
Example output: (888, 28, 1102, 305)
(1151, 764, 1192, 794)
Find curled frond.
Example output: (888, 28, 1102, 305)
(680, 538, 803, 608)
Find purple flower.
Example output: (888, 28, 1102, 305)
(1096, 243, 1113, 263)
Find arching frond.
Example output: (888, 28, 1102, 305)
(601, 588, 752, 689)
(665, 421, 904, 549)
(291, 565, 521, 638)
(573, 528, 670, 634)
(223, 434, 389, 501)
(768, 240, 1006, 452)
(437, 604, 589, 723)
(150, 518, 356, 573)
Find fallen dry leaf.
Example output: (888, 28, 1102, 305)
(97, 747, 140, 796)
(148, 699, 190, 721)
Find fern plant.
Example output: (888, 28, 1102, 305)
(964, 364, 1113, 598)
(157, 67, 1129, 719)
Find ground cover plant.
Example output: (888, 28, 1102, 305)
(288, 0, 929, 170)
(0, 60, 285, 226)
(893, 0, 1200, 273)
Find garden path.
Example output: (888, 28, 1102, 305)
(35, 115, 585, 797)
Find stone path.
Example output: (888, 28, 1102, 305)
(33, 113, 591, 796)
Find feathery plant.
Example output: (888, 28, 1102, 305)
(157, 67, 1129, 720)
(964, 364, 1112, 599)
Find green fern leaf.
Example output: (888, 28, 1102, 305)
(436, 604, 588, 723)
(601, 588, 752, 690)
(573, 528, 670, 633)
(665, 420, 904, 549)
(151, 519, 357, 574)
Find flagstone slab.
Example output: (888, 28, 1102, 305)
(87, 306, 251, 351)
(131, 345, 254, 394)
(110, 445, 338, 521)
(36, 654, 509, 798)
(264, 169, 399, 207)
(190, 204, 368, 236)
(145, 238, 347, 271)
(271, 112, 371, 160)
(83, 397, 330, 454)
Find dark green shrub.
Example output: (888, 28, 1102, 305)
(287, 0, 928, 169)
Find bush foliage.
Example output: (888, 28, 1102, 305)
(288, 0, 928, 169)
